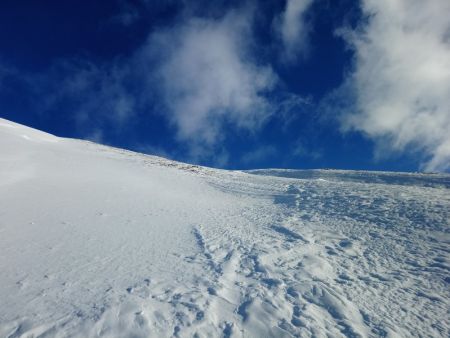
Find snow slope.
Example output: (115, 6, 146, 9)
(0, 118, 449, 338)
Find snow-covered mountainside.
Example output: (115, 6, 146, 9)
(1, 118, 449, 338)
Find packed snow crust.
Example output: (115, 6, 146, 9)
(0, 118, 449, 337)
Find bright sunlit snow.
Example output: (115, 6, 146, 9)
(0, 118, 449, 337)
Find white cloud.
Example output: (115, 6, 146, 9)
(1, 3, 312, 165)
(145, 10, 277, 152)
(339, 0, 450, 172)
(276, 0, 314, 62)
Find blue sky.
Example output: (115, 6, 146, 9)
(1, 0, 449, 172)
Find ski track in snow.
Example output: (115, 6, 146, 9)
(0, 118, 449, 337)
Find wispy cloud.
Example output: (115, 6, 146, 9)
(292, 139, 322, 160)
(275, 0, 314, 62)
(40, 59, 138, 131)
(110, 1, 140, 27)
(241, 145, 277, 166)
(338, 0, 450, 172)
(0, 1, 312, 167)
(145, 8, 277, 157)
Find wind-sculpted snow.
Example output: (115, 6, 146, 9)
(0, 118, 449, 337)
(247, 168, 450, 189)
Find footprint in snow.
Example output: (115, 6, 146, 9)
(126, 278, 151, 298)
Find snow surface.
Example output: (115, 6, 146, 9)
(0, 117, 449, 338)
